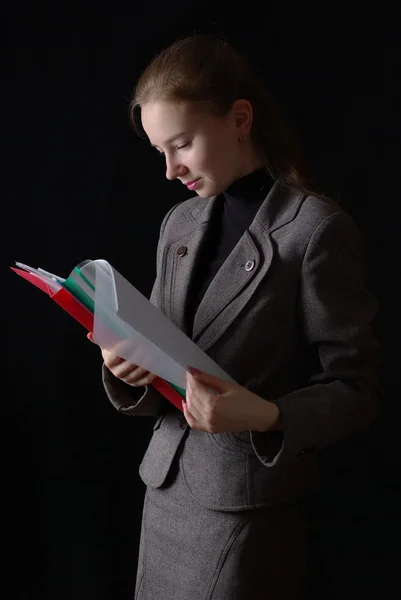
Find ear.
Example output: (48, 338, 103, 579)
(231, 98, 253, 137)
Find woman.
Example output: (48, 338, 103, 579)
(92, 35, 381, 599)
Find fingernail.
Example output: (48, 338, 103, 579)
(189, 366, 201, 376)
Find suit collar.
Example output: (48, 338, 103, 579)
(188, 180, 305, 231)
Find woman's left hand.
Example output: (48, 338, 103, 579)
(183, 369, 281, 433)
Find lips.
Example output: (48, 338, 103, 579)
(184, 178, 200, 190)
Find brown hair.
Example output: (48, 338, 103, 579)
(130, 34, 323, 197)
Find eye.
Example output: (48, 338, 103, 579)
(175, 142, 190, 151)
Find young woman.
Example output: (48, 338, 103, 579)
(92, 35, 381, 599)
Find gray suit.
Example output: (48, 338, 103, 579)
(102, 181, 381, 597)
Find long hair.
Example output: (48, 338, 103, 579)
(130, 34, 323, 197)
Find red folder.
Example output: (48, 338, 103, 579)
(11, 267, 184, 412)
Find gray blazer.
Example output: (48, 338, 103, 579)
(103, 181, 381, 511)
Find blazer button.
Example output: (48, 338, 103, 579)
(177, 246, 188, 257)
(245, 259, 255, 271)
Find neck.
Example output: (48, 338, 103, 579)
(224, 166, 273, 202)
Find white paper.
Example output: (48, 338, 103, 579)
(88, 259, 236, 390)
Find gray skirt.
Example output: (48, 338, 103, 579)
(134, 452, 308, 600)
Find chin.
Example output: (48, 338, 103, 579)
(194, 190, 211, 199)
(196, 183, 225, 198)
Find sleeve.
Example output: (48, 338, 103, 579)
(251, 211, 382, 466)
(102, 363, 166, 417)
(101, 202, 181, 418)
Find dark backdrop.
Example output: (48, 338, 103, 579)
(4, 2, 400, 599)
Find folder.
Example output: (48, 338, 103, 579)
(11, 259, 236, 412)
(10, 265, 95, 330)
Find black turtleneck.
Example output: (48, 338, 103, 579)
(186, 168, 273, 333)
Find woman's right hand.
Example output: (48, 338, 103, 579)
(87, 332, 157, 387)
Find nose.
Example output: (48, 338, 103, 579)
(165, 154, 187, 181)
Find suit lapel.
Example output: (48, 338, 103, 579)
(160, 195, 219, 336)
(192, 220, 273, 350)
(161, 181, 305, 351)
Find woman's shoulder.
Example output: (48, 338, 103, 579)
(289, 189, 354, 236)
(287, 191, 365, 261)
(299, 192, 344, 219)
(258, 183, 350, 237)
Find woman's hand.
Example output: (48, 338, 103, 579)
(87, 332, 157, 387)
(183, 369, 281, 433)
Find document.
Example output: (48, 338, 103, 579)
(11, 259, 236, 411)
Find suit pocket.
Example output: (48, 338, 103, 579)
(225, 430, 255, 454)
(180, 430, 252, 510)
(139, 411, 187, 488)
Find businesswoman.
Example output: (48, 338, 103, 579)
(92, 34, 381, 599)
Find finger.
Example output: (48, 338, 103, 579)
(126, 372, 157, 387)
(185, 383, 206, 423)
(102, 349, 124, 369)
(87, 332, 94, 342)
(113, 364, 148, 381)
(189, 368, 234, 394)
(187, 373, 214, 408)
(182, 400, 190, 422)
(182, 400, 197, 428)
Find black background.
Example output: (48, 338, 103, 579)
(4, 2, 400, 598)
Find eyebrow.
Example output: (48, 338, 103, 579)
(151, 132, 188, 148)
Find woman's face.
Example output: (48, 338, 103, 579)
(141, 100, 252, 197)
